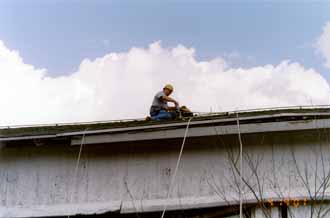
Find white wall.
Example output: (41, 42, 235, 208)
(0, 130, 330, 217)
(252, 207, 281, 218)
(289, 204, 330, 218)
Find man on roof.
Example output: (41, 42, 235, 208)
(149, 84, 179, 121)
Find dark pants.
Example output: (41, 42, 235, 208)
(150, 109, 176, 121)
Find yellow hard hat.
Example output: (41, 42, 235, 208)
(164, 84, 174, 91)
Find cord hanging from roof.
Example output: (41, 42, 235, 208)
(236, 112, 243, 218)
(68, 129, 88, 218)
(160, 117, 193, 218)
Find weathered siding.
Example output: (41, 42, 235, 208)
(0, 129, 330, 217)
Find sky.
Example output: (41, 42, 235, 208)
(0, 0, 330, 125)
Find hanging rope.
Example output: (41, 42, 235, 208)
(236, 113, 243, 218)
(69, 129, 87, 211)
(160, 117, 193, 218)
(66, 117, 193, 218)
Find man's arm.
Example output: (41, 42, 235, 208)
(161, 96, 179, 106)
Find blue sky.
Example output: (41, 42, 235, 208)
(1, 0, 330, 77)
(1, 0, 330, 125)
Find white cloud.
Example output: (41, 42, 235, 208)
(0, 40, 329, 126)
(315, 22, 330, 68)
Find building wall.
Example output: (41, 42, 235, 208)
(0, 129, 330, 217)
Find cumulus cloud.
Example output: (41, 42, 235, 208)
(315, 22, 330, 68)
(0, 40, 329, 126)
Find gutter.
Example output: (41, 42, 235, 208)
(1, 112, 330, 142)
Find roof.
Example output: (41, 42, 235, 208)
(2, 105, 330, 142)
